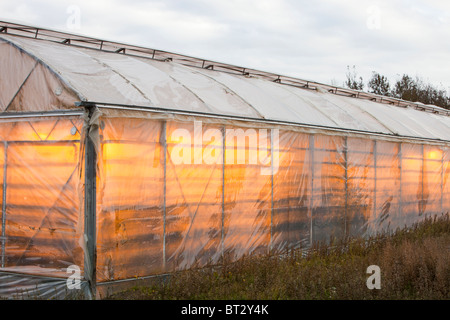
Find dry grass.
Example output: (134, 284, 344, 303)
(109, 214, 450, 300)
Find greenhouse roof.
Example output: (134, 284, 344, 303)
(1, 20, 450, 142)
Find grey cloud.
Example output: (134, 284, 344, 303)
(0, 0, 448, 89)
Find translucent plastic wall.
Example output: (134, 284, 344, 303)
(94, 110, 450, 288)
(0, 115, 86, 298)
(0, 109, 449, 298)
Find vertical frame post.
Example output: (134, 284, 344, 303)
(344, 137, 348, 238)
(309, 135, 314, 246)
(1, 142, 7, 268)
(84, 107, 97, 299)
(398, 143, 403, 222)
(373, 140, 377, 221)
(421, 144, 425, 216)
(221, 125, 226, 260)
(162, 121, 167, 270)
(441, 147, 444, 213)
(269, 128, 274, 253)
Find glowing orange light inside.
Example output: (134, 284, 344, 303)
(427, 151, 440, 160)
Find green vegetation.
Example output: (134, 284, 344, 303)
(343, 66, 449, 109)
(108, 214, 450, 300)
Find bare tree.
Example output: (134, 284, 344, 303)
(344, 65, 364, 91)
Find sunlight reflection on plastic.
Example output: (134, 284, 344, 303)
(169, 121, 279, 175)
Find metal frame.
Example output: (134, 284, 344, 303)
(373, 140, 377, 220)
(344, 137, 349, 237)
(221, 125, 225, 260)
(83, 107, 97, 299)
(398, 143, 403, 218)
(1, 20, 449, 116)
(309, 135, 315, 245)
(421, 144, 425, 216)
(442, 151, 445, 213)
(162, 121, 167, 270)
(0, 109, 84, 119)
(269, 129, 274, 253)
(1, 141, 7, 268)
(86, 103, 450, 146)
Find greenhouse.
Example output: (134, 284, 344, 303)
(0, 21, 449, 299)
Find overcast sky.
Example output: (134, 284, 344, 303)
(1, 0, 449, 92)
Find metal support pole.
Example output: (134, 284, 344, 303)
(84, 107, 97, 299)
(269, 129, 274, 253)
(441, 148, 444, 213)
(221, 126, 226, 259)
(398, 143, 403, 219)
(1, 142, 7, 268)
(421, 144, 425, 216)
(344, 137, 348, 238)
(309, 135, 314, 246)
(373, 140, 377, 219)
(162, 121, 167, 270)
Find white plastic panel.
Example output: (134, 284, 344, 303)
(3, 34, 450, 142)
(295, 89, 395, 134)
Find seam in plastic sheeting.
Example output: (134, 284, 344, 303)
(185, 67, 267, 120)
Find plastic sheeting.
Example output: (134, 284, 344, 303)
(0, 115, 85, 298)
(92, 109, 450, 286)
(0, 272, 88, 300)
(0, 108, 449, 298)
(0, 38, 80, 112)
(2, 34, 450, 142)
